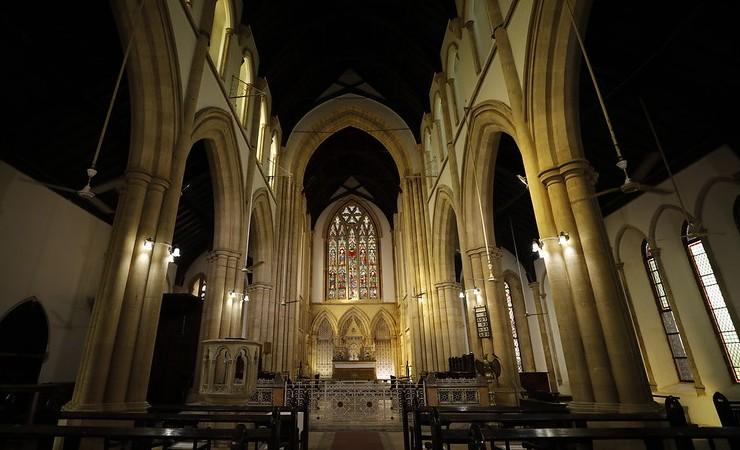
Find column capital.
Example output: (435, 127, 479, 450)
(559, 158, 598, 185)
(434, 281, 462, 290)
(465, 246, 502, 259)
(538, 166, 563, 188)
(125, 169, 153, 186)
(148, 176, 171, 191)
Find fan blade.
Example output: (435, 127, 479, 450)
(19, 177, 78, 193)
(592, 187, 622, 198)
(631, 151, 661, 182)
(91, 176, 125, 194)
(87, 196, 114, 214)
(636, 183, 673, 195)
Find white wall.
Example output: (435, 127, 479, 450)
(311, 197, 396, 303)
(604, 145, 740, 424)
(0, 162, 112, 382)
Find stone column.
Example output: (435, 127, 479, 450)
(540, 168, 618, 403)
(561, 159, 652, 404)
(439, 281, 465, 358)
(529, 282, 559, 391)
(467, 251, 493, 359)
(434, 283, 452, 366)
(66, 170, 151, 410)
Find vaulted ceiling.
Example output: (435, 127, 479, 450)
(1, 1, 737, 282)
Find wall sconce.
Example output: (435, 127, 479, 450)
(143, 237, 154, 250)
(171, 246, 181, 258)
(459, 291, 465, 299)
(531, 239, 542, 253)
(242, 293, 249, 303)
(558, 231, 570, 245)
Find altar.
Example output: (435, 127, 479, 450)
(332, 360, 376, 380)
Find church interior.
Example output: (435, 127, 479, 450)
(1, 0, 739, 448)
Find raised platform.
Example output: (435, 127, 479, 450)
(332, 361, 376, 380)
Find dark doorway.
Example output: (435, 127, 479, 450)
(147, 294, 203, 405)
(0, 298, 48, 384)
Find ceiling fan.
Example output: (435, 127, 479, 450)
(20, 171, 120, 214)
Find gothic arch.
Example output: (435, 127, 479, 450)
(694, 176, 740, 225)
(337, 307, 372, 338)
(189, 107, 247, 253)
(432, 186, 459, 282)
(370, 309, 398, 339)
(649, 204, 697, 245)
(614, 224, 648, 264)
(111, 0, 181, 177)
(249, 188, 275, 281)
(323, 196, 385, 239)
(285, 95, 419, 180)
(460, 100, 517, 246)
(310, 310, 339, 337)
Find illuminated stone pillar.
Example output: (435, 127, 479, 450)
(562, 159, 652, 404)
(529, 282, 559, 391)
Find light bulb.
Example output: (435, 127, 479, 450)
(531, 239, 541, 253)
(171, 246, 181, 258)
(558, 231, 570, 245)
(143, 238, 154, 250)
(459, 291, 465, 299)
(242, 294, 249, 303)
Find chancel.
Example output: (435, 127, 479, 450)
(1, 0, 739, 448)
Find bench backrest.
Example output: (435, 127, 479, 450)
(714, 391, 740, 426)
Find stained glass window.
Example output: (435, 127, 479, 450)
(504, 282, 523, 372)
(642, 240, 693, 382)
(191, 275, 206, 301)
(683, 222, 740, 382)
(326, 201, 380, 300)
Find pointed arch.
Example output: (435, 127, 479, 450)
(310, 310, 339, 337)
(337, 307, 372, 338)
(649, 204, 696, 245)
(370, 309, 398, 339)
(190, 107, 246, 253)
(249, 187, 275, 282)
(432, 185, 459, 282)
(613, 224, 648, 264)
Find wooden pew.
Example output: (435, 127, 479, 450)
(468, 424, 740, 450)
(0, 422, 276, 450)
(58, 407, 294, 449)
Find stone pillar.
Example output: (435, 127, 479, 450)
(103, 176, 167, 408)
(439, 282, 466, 358)
(561, 159, 652, 404)
(467, 251, 493, 359)
(66, 170, 151, 410)
(540, 168, 618, 403)
(433, 283, 452, 366)
(529, 282, 559, 391)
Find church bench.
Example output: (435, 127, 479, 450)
(58, 408, 296, 449)
(713, 391, 740, 426)
(0, 422, 276, 449)
(468, 424, 740, 450)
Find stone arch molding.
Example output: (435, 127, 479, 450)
(460, 100, 518, 245)
(613, 224, 649, 264)
(432, 185, 459, 282)
(189, 107, 246, 253)
(370, 309, 398, 339)
(310, 310, 339, 337)
(284, 95, 420, 182)
(249, 187, 275, 277)
(337, 307, 372, 338)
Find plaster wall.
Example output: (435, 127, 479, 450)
(0, 162, 112, 383)
(603, 145, 740, 425)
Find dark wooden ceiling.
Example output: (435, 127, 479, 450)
(1, 1, 737, 284)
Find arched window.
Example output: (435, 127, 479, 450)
(268, 132, 278, 188)
(326, 201, 380, 300)
(191, 274, 207, 301)
(433, 95, 447, 163)
(208, 0, 232, 74)
(642, 240, 693, 382)
(504, 281, 523, 372)
(257, 97, 268, 163)
(683, 222, 740, 381)
(423, 128, 437, 189)
(236, 54, 253, 125)
(445, 45, 462, 124)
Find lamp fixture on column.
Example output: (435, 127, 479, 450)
(228, 290, 238, 299)
(531, 231, 570, 254)
(459, 291, 465, 299)
(143, 237, 154, 250)
(170, 246, 181, 258)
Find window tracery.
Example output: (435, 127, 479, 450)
(326, 201, 380, 300)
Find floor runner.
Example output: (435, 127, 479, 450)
(330, 431, 385, 450)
